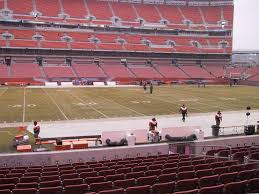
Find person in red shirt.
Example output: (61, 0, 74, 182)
(180, 104, 188, 122)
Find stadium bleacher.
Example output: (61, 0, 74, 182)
(0, 152, 258, 194)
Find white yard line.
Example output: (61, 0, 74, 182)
(0, 88, 8, 98)
(22, 87, 26, 123)
(0, 131, 13, 136)
(145, 95, 205, 112)
(70, 93, 109, 118)
(98, 95, 146, 116)
(42, 88, 69, 120)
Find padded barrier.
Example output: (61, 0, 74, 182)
(165, 134, 197, 142)
(106, 138, 128, 146)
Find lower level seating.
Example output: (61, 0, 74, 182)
(129, 66, 162, 79)
(73, 64, 106, 78)
(43, 66, 75, 78)
(0, 65, 8, 78)
(11, 64, 42, 78)
(100, 64, 135, 78)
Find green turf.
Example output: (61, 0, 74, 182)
(0, 128, 34, 153)
(0, 85, 259, 123)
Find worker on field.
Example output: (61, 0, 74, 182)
(148, 118, 159, 142)
(143, 81, 147, 93)
(33, 121, 40, 139)
(150, 80, 154, 94)
(215, 111, 222, 126)
(180, 104, 188, 122)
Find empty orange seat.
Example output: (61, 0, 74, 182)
(54, 142, 71, 151)
(72, 141, 88, 149)
(17, 145, 32, 152)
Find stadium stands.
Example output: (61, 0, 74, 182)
(43, 66, 75, 78)
(0, 153, 257, 194)
(73, 64, 107, 78)
(10, 64, 42, 78)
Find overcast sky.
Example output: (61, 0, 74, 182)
(233, 0, 259, 52)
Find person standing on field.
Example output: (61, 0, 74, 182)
(180, 104, 188, 122)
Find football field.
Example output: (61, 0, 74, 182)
(0, 85, 259, 123)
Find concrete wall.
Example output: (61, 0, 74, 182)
(0, 144, 169, 168)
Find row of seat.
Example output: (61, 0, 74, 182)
(0, 63, 226, 79)
(1, 175, 259, 194)
(5, 0, 233, 26)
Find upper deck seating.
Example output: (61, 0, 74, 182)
(134, 4, 161, 23)
(35, 0, 61, 17)
(62, 0, 87, 18)
(180, 7, 203, 24)
(87, 0, 112, 20)
(201, 7, 221, 24)
(156, 5, 183, 24)
(111, 2, 137, 22)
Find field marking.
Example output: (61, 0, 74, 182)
(98, 95, 146, 116)
(0, 131, 13, 136)
(42, 89, 69, 120)
(0, 88, 8, 98)
(218, 97, 237, 101)
(22, 87, 26, 123)
(69, 93, 108, 118)
(143, 95, 205, 113)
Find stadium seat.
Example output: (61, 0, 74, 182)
(85, 176, 105, 184)
(137, 175, 157, 186)
(20, 176, 40, 183)
(247, 178, 259, 193)
(178, 166, 194, 172)
(99, 188, 124, 194)
(219, 172, 238, 184)
(173, 189, 199, 194)
(199, 184, 224, 194)
(0, 190, 11, 194)
(125, 185, 150, 194)
(177, 178, 199, 191)
(152, 181, 175, 194)
(89, 181, 113, 192)
(157, 173, 177, 183)
(41, 175, 60, 182)
(224, 180, 247, 194)
(0, 184, 15, 191)
(16, 182, 38, 189)
(40, 180, 62, 188)
(106, 174, 124, 182)
(238, 169, 256, 180)
(178, 171, 196, 180)
(114, 178, 135, 189)
(64, 184, 89, 194)
(199, 175, 219, 187)
(213, 166, 229, 175)
(63, 178, 84, 186)
(126, 171, 145, 179)
(145, 169, 161, 176)
(196, 168, 213, 178)
(12, 188, 38, 194)
(39, 186, 63, 194)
